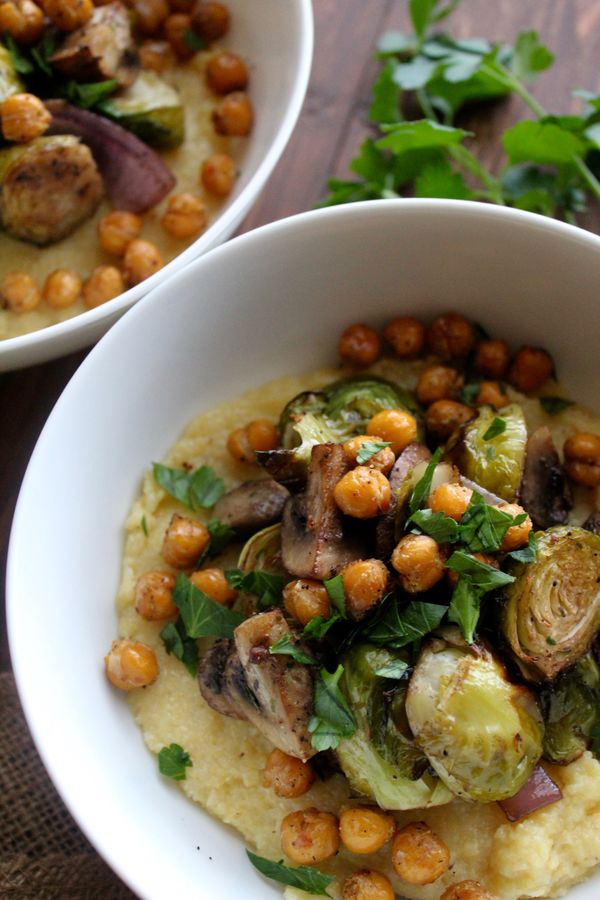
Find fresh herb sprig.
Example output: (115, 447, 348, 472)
(153, 462, 226, 510)
(158, 743, 193, 781)
(247, 851, 334, 897)
(308, 665, 357, 751)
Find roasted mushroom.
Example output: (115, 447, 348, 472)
(519, 425, 572, 530)
(375, 442, 431, 559)
(213, 479, 289, 533)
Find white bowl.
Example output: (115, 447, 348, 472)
(8, 200, 600, 899)
(0, 0, 313, 372)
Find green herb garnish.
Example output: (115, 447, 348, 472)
(374, 658, 409, 679)
(324, 573, 346, 617)
(153, 462, 225, 510)
(246, 851, 334, 897)
(269, 634, 317, 666)
(172, 573, 244, 638)
(183, 27, 207, 51)
(158, 743, 192, 781)
(308, 665, 357, 751)
(302, 612, 342, 640)
(225, 568, 285, 610)
(408, 508, 460, 543)
(355, 440, 392, 464)
(506, 531, 538, 564)
(539, 396, 575, 415)
(364, 597, 446, 647)
(66, 79, 119, 109)
(140, 515, 149, 537)
(408, 447, 443, 514)
(458, 491, 526, 553)
(482, 416, 507, 441)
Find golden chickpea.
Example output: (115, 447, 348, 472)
(334, 467, 391, 519)
(383, 316, 425, 359)
(123, 238, 164, 286)
(563, 432, 600, 487)
(191, 0, 229, 42)
(342, 435, 395, 474)
(44, 0, 93, 30)
(97, 210, 142, 257)
(164, 12, 194, 58)
(497, 503, 532, 552)
(391, 535, 445, 593)
(283, 578, 331, 625)
(161, 192, 207, 239)
(200, 153, 236, 196)
(226, 427, 254, 463)
(134, 570, 177, 620)
(0, 271, 41, 313)
(0, 0, 44, 42)
(139, 38, 176, 71)
(169, 0, 194, 11)
(1, 92, 50, 143)
(367, 409, 418, 456)
(264, 748, 315, 798)
(281, 808, 340, 865)
(0, 2, 23, 38)
(189, 567, 237, 606)
(342, 870, 395, 900)
(83, 265, 125, 308)
(440, 881, 497, 900)
(134, 0, 168, 34)
(427, 313, 475, 360)
(104, 639, 159, 691)
(42, 268, 82, 309)
(212, 90, 253, 136)
(391, 821, 450, 885)
(473, 339, 510, 380)
(162, 512, 210, 568)
(341, 560, 389, 620)
(338, 322, 381, 367)
(245, 418, 278, 451)
(339, 807, 395, 855)
(508, 346, 553, 394)
(416, 365, 463, 406)
(476, 381, 509, 409)
(428, 482, 472, 521)
(425, 399, 474, 441)
(206, 50, 249, 94)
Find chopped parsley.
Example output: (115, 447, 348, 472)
(324, 573, 346, 617)
(158, 743, 192, 781)
(153, 462, 225, 510)
(355, 440, 392, 464)
(269, 634, 317, 665)
(246, 851, 334, 897)
(308, 665, 357, 751)
(172, 573, 244, 638)
(482, 416, 507, 441)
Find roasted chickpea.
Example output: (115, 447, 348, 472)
(339, 807, 395, 855)
(473, 339, 510, 379)
(427, 312, 475, 360)
(342, 435, 395, 474)
(334, 467, 391, 519)
(391, 821, 450, 885)
(342, 870, 395, 900)
(283, 578, 331, 625)
(508, 346, 553, 394)
(338, 323, 381, 367)
(206, 50, 249, 94)
(123, 238, 164, 285)
(340, 560, 389, 620)
(104, 639, 159, 691)
(0, 271, 41, 313)
(0, 2, 23, 38)
(391, 534, 445, 593)
(97, 210, 142, 256)
(164, 12, 194, 58)
(200, 152, 236, 196)
(440, 881, 497, 900)
(416, 365, 463, 406)
(264, 748, 315, 798)
(428, 482, 472, 521)
(139, 38, 176, 70)
(161, 192, 207, 239)
(226, 427, 253, 463)
(0, 0, 43, 42)
(189, 567, 237, 605)
(563, 432, 600, 487)
(281, 808, 340, 865)
(1, 92, 50, 142)
(227, 418, 278, 462)
(162, 512, 210, 568)
(44, 0, 93, 30)
(497, 503, 532, 552)
(134, 570, 177, 620)
(476, 381, 509, 409)
(367, 409, 417, 455)
(134, 0, 168, 34)
(169, 0, 194, 11)
(383, 316, 425, 359)
(191, 0, 229, 42)
(42, 268, 82, 309)
(425, 399, 474, 441)
(83, 265, 124, 308)
(212, 90, 253, 136)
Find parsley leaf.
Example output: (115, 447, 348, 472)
(246, 851, 334, 897)
(510, 31, 554, 83)
(309, 665, 357, 751)
(356, 440, 392, 464)
(3, 34, 34, 73)
(539, 396, 575, 415)
(140, 515, 149, 537)
(376, 119, 470, 154)
(172, 573, 244, 638)
(158, 743, 192, 781)
(446, 550, 515, 590)
(153, 463, 225, 510)
(482, 416, 507, 440)
(269, 634, 317, 666)
(225, 568, 285, 610)
(196, 519, 236, 566)
(369, 58, 402, 124)
(506, 531, 538, 564)
(160, 617, 199, 677)
(448, 577, 484, 643)
(364, 597, 446, 647)
(409, 447, 443, 514)
(324, 573, 346, 616)
(408, 508, 460, 543)
(459, 492, 522, 553)
(183, 27, 207, 50)
(66, 79, 119, 109)
(502, 120, 586, 166)
(460, 380, 481, 405)
(302, 612, 342, 640)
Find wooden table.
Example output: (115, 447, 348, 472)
(2, 0, 600, 892)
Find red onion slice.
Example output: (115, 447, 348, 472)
(498, 765, 562, 822)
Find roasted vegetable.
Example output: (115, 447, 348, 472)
(213, 479, 289, 534)
(448, 403, 527, 502)
(406, 628, 544, 802)
(239, 523, 284, 575)
(336, 642, 453, 810)
(540, 654, 600, 764)
(324, 375, 422, 435)
(279, 391, 327, 448)
(503, 526, 600, 682)
(99, 71, 184, 149)
(0, 45, 25, 102)
(519, 425, 572, 530)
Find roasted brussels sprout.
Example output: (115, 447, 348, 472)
(0, 46, 25, 102)
(239, 523, 284, 575)
(336, 643, 453, 810)
(449, 403, 527, 502)
(324, 375, 421, 430)
(99, 71, 185, 149)
(503, 526, 600, 682)
(406, 628, 544, 802)
(279, 391, 326, 447)
(540, 654, 600, 764)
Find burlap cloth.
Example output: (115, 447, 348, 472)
(1, 672, 136, 899)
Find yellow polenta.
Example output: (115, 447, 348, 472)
(115, 359, 600, 900)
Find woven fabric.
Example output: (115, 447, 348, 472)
(0, 673, 135, 899)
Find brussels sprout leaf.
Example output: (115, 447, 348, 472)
(482, 416, 507, 440)
(355, 440, 392, 464)
(153, 462, 225, 510)
(409, 447, 443, 513)
(269, 635, 317, 666)
(309, 665, 357, 750)
(364, 597, 447, 647)
(539, 396, 575, 415)
(158, 743, 192, 781)
(374, 658, 409, 678)
(324, 574, 346, 616)
(590, 721, 600, 761)
(160, 617, 199, 677)
(225, 568, 285, 610)
(246, 852, 334, 897)
(173, 573, 244, 638)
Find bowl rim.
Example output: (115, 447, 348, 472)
(8, 198, 600, 898)
(0, 0, 314, 367)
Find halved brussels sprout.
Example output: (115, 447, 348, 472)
(406, 627, 544, 802)
(540, 654, 600, 764)
(503, 526, 600, 682)
(336, 643, 453, 810)
(279, 391, 327, 447)
(100, 71, 184, 148)
(239, 523, 284, 575)
(449, 403, 527, 502)
(324, 375, 421, 430)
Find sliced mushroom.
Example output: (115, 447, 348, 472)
(213, 479, 289, 533)
(519, 426, 572, 530)
(375, 442, 431, 560)
(256, 449, 307, 490)
(281, 443, 366, 579)
(197, 638, 246, 720)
